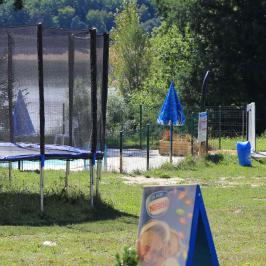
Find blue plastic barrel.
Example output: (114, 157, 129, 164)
(237, 141, 251, 166)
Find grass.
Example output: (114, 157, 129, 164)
(106, 134, 266, 151)
(145, 154, 266, 180)
(208, 135, 266, 151)
(0, 156, 265, 265)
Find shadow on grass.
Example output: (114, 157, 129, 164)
(0, 191, 138, 226)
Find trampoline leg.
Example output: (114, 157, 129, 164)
(8, 162, 12, 183)
(40, 163, 44, 213)
(65, 160, 70, 193)
(104, 145, 107, 171)
(96, 160, 102, 199)
(89, 159, 94, 208)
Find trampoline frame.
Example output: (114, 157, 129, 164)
(0, 23, 109, 212)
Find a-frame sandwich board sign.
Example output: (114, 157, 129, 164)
(137, 185, 219, 266)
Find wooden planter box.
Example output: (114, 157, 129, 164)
(159, 138, 191, 156)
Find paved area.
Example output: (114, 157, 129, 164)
(251, 151, 266, 158)
(2, 149, 184, 173)
(105, 149, 184, 173)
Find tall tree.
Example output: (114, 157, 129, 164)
(129, 21, 198, 127)
(155, 0, 266, 132)
(110, 0, 150, 99)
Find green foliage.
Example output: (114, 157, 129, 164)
(106, 89, 132, 132)
(111, 1, 151, 98)
(0, 0, 158, 33)
(115, 246, 138, 266)
(53, 5, 75, 28)
(129, 21, 199, 128)
(154, 0, 266, 133)
(86, 9, 113, 32)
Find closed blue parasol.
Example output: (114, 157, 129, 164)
(13, 90, 35, 137)
(157, 81, 185, 162)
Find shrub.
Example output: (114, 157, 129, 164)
(115, 246, 138, 266)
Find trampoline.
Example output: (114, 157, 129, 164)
(0, 142, 93, 161)
(0, 23, 109, 211)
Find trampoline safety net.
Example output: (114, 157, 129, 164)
(0, 25, 108, 161)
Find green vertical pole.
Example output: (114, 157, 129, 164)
(146, 124, 150, 171)
(139, 105, 143, 149)
(219, 105, 222, 150)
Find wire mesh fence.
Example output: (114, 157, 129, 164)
(207, 105, 247, 151)
(104, 105, 199, 173)
(0, 103, 251, 174)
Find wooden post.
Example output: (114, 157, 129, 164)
(170, 121, 173, 163)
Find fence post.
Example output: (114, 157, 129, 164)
(146, 124, 150, 171)
(139, 104, 143, 149)
(191, 112, 194, 156)
(9, 162, 12, 183)
(119, 130, 123, 173)
(206, 111, 209, 154)
(219, 105, 222, 150)
(242, 107, 245, 139)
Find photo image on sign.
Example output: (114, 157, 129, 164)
(137, 186, 196, 266)
(137, 220, 181, 266)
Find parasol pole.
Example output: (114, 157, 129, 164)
(170, 120, 173, 163)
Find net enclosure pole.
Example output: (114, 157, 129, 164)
(68, 34, 74, 147)
(102, 32, 109, 153)
(7, 34, 14, 143)
(62, 103, 65, 135)
(96, 160, 102, 199)
(90, 159, 94, 207)
(65, 33, 74, 194)
(37, 23, 45, 213)
(96, 32, 109, 197)
(90, 28, 97, 208)
(7, 34, 14, 180)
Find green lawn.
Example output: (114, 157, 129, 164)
(0, 155, 265, 265)
(208, 136, 266, 151)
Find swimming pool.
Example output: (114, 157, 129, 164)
(0, 159, 90, 171)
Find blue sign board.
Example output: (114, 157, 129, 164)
(137, 185, 219, 266)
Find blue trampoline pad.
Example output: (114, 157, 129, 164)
(0, 142, 103, 162)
